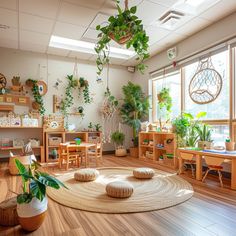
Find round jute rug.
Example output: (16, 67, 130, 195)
(47, 167, 193, 213)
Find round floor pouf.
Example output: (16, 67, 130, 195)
(106, 181, 134, 198)
(133, 167, 155, 179)
(74, 168, 99, 182)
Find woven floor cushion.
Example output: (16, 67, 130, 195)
(106, 181, 134, 198)
(74, 168, 99, 182)
(133, 168, 155, 179)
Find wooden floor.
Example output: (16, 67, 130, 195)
(1, 155, 236, 236)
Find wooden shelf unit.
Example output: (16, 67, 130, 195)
(45, 131, 102, 163)
(139, 131, 177, 169)
(0, 126, 45, 162)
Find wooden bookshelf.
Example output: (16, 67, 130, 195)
(139, 131, 177, 169)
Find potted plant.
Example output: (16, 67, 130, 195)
(88, 122, 93, 131)
(225, 137, 235, 151)
(26, 79, 45, 115)
(157, 88, 172, 131)
(111, 131, 127, 157)
(15, 159, 67, 231)
(196, 124, 213, 149)
(94, 123, 102, 132)
(95, 0, 149, 75)
(120, 82, 149, 157)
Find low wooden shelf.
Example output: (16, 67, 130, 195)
(139, 131, 177, 169)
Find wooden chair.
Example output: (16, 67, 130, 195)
(202, 156, 224, 187)
(179, 152, 196, 177)
(58, 143, 81, 170)
(88, 141, 103, 167)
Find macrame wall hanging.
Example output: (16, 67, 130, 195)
(189, 56, 223, 104)
(101, 63, 118, 143)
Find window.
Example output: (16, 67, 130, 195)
(152, 71, 181, 122)
(184, 50, 229, 120)
(150, 47, 236, 142)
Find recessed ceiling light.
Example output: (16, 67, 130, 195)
(49, 35, 135, 59)
(173, 0, 220, 15)
(0, 24, 10, 29)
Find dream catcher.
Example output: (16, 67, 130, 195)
(101, 63, 119, 143)
(189, 56, 223, 104)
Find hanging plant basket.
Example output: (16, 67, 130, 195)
(109, 32, 132, 45)
(95, 0, 149, 76)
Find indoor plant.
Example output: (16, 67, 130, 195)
(225, 137, 235, 151)
(26, 79, 45, 115)
(120, 82, 149, 157)
(157, 87, 172, 130)
(15, 159, 67, 231)
(95, 0, 149, 75)
(111, 131, 127, 157)
(196, 123, 213, 149)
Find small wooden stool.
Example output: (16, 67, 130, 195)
(0, 197, 19, 226)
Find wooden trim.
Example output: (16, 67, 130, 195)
(181, 67, 185, 112)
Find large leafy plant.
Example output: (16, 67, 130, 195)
(15, 159, 67, 204)
(172, 111, 206, 147)
(120, 82, 149, 147)
(95, 1, 149, 75)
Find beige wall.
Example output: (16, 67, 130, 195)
(133, 12, 236, 94)
(0, 48, 133, 151)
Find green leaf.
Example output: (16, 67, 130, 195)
(30, 179, 46, 201)
(17, 193, 33, 204)
(130, 6, 137, 14)
(196, 111, 207, 119)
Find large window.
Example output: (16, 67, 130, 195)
(152, 71, 181, 122)
(185, 50, 229, 120)
(151, 47, 235, 143)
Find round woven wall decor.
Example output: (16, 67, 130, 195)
(189, 57, 223, 104)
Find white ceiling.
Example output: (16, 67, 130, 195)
(0, 0, 236, 66)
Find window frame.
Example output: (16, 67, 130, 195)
(150, 46, 236, 141)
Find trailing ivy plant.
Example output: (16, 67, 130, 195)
(79, 77, 92, 104)
(95, 0, 149, 75)
(157, 88, 172, 114)
(26, 79, 45, 115)
(60, 75, 78, 116)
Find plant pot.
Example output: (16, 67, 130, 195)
(129, 147, 139, 158)
(198, 141, 213, 149)
(9, 155, 36, 175)
(109, 32, 132, 45)
(32, 101, 40, 110)
(17, 197, 47, 232)
(225, 142, 235, 151)
(115, 148, 127, 157)
(25, 79, 34, 88)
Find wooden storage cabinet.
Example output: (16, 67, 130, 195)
(45, 131, 102, 163)
(139, 132, 177, 169)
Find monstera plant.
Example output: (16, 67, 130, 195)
(95, 0, 149, 75)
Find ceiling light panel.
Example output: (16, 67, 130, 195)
(49, 35, 135, 59)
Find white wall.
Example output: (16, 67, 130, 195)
(133, 12, 236, 94)
(0, 48, 133, 151)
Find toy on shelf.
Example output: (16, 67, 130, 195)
(13, 139, 24, 148)
(21, 114, 39, 127)
(1, 138, 12, 148)
(29, 138, 40, 147)
(0, 112, 21, 127)
(156, 143, 164, 149)
(142, 139, 149, 145)
(43, 115, 64, 131)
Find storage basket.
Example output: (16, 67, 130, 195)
(48, 137, 62, 146)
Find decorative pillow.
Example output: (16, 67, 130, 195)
(106, 181, 134, 198)
(74, 168, 99, 182)
(133, 167, 155, 179)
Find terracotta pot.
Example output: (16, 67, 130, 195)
(225, 142, 235, 151)
(129, 147, 139, 158)
(109, 32, 132, 45)
(32, 101, 40, 110)
(198, 141, 213, 149)
(17, 197, 47, 232)
(115, 148, 127, 157)
(25, 80, 34, 88)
